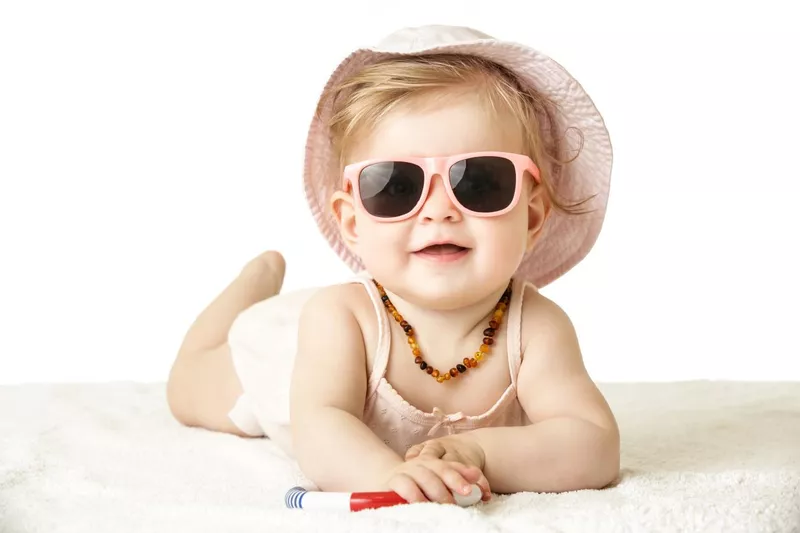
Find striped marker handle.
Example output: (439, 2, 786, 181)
(284, 486, 309, 509)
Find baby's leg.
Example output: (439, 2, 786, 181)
(166, 251, 285, 437)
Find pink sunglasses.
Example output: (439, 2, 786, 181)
(342, 151, 541, 221)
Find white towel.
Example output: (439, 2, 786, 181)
(1, 381, 798, 532)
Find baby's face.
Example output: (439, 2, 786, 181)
(336, 90, 542, 309)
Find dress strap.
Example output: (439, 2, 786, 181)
(350, 274, 392, 397)
(506, 277, 529, 390)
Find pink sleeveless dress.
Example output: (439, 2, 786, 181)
(226, 273, 532, 460)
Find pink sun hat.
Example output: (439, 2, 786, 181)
(302, 25, 613, 288)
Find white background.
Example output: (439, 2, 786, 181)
(1, 0, 798, 385)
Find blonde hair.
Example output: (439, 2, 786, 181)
(315, 53, 594, 215)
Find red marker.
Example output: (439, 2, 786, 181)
(285, 484, 482, 511)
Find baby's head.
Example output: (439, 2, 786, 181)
(316, 53, 590, 309)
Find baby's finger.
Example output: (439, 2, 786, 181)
(408, 464, 455, 504)
(407, 440, 445, 461)
(387, 473, 427, 504)
(405, 444, 422, 460)
(440, 450, 465, 465)
(447, 461, 492, 500)
(423, 460, 474, 497)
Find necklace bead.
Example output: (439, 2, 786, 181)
(372, 280, 512, 384)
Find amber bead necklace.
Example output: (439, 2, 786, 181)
(372, 279, 512, 383)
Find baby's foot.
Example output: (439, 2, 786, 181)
(240, 251, 286, 300)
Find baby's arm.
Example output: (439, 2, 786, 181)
(462, 288, 620, 494)
(289, 285, 403, 491)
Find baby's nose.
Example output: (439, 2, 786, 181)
(418, 175, 461, 222)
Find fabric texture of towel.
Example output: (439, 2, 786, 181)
(1, 381, 798, 533)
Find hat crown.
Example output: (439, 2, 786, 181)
(373, 25, 495, 53)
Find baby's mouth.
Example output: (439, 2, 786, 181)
(415, 244, 469, 255)
(412, 243, 471, 263)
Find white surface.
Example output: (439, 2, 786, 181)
(1, 1, 800, 385)
(1, 380, 799, 532)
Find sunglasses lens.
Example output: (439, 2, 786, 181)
(449, 156, 517, 213)
(359, 162, 425, 218)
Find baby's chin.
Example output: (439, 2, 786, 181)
(382, 276, 505, 312)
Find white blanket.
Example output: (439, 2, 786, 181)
(1, 381, 798, 533)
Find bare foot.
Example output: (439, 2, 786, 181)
(176, 250, 287, 356)
(240, 250, 286, 302)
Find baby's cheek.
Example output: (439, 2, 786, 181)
(475, 220, 528, 260)
(484, 240, 526, 269)
(354, 226, 409, 270)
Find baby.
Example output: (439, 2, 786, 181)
(167, 25, 620, 505)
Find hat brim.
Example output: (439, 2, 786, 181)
(302, 38, 613, 288)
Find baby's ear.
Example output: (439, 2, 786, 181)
(526, 181, 551, 252)
(330, 190, 359, 250)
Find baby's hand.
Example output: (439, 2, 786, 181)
(405, 434, 486, 474)
(385, 455, 489, 504)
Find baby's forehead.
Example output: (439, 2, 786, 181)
(347, 92, 524, 162)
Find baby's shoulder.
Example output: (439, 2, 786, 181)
(299, 281, 377, 328)
(518, 282, 578, 355)
(297, 281, 381, 360)
(302, 281, 373, 309)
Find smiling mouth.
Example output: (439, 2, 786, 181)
(415, 244, 469, 255)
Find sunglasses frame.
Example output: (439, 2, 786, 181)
(341, 151, 541, 222)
